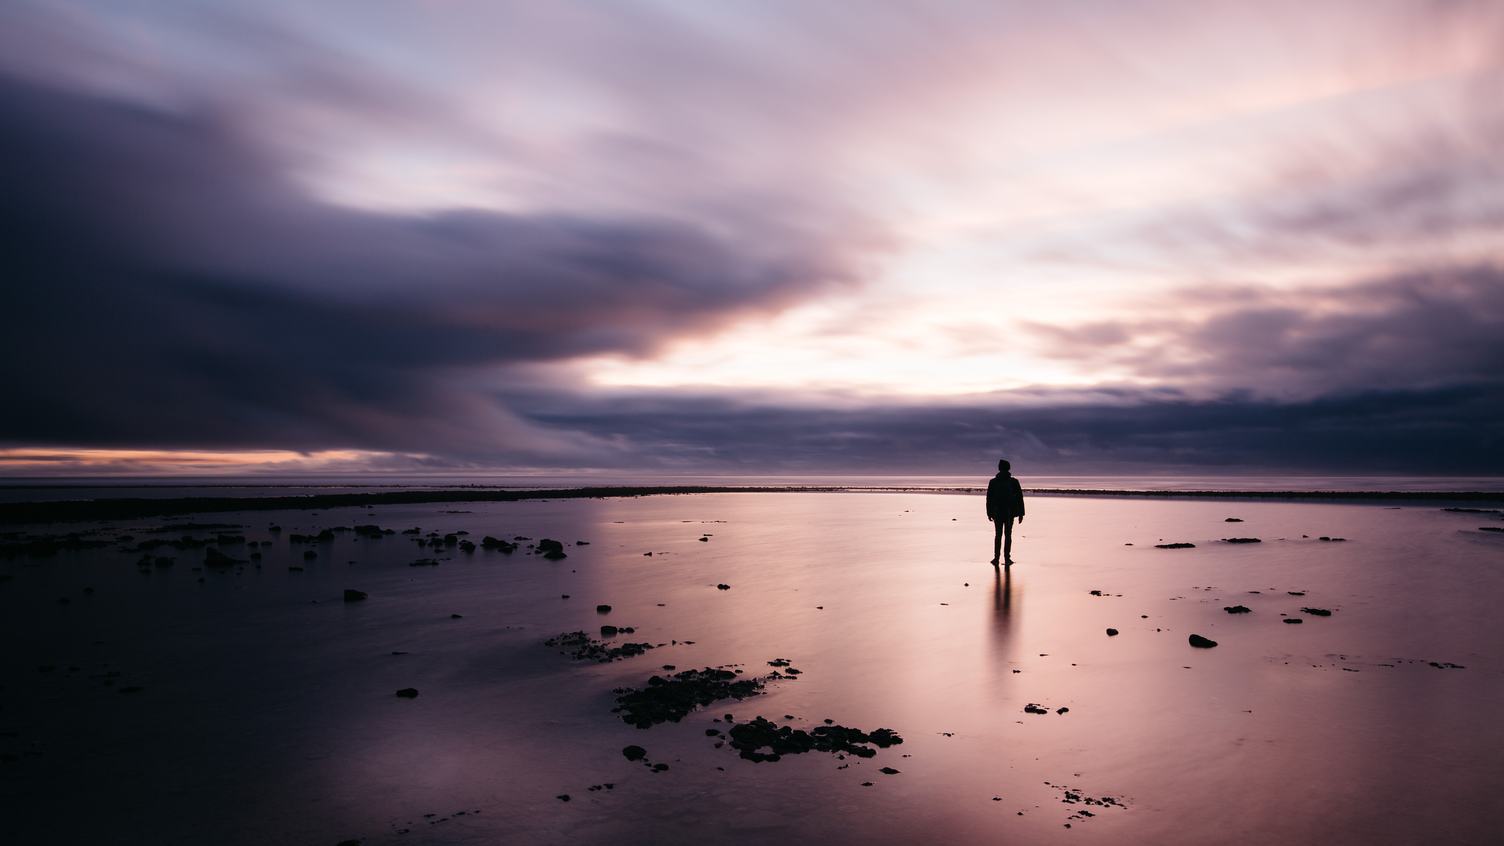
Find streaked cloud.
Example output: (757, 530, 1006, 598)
(1, 1, 1500, 474)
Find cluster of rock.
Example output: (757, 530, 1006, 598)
(612, 667, 770, 728)
(545, 630, 657, 663)
(717, 716, 903, 763)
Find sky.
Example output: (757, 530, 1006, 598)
(1, 0, 1501, 477)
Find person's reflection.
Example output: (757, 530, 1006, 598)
(988, 566, 1017, 677)
(994, 566, 1012, 621)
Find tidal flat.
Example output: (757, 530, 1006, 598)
(2, 492, 1501, 845)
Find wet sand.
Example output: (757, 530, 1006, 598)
(2, 492, 1501, 844)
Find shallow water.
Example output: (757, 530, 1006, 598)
(2, 492, 1501, 844)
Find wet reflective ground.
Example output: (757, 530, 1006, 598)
(2, 492, 1501, 844)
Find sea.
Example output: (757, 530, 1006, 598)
(1, 473, 1503, 503)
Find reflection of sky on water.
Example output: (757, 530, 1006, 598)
(2, 492, 1502, 843)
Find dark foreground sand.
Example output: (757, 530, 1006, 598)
(2, 492, 1501, 844)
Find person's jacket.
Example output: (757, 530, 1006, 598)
(986, 473, 1025, 520)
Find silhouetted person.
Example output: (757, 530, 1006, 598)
(986, 459, 1025, 566)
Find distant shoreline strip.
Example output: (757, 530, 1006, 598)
(3, 485, 1504, 524)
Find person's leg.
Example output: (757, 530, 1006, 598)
(1003, 518, 1014, 563)
(992, 522, 1002, 564)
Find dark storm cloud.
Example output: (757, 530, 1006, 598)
(0, 71, 858, 457)
(517, 384, 1504, 475)
(1023, 266, 1504, 399)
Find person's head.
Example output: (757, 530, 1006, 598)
(997, 458, 1011, 474)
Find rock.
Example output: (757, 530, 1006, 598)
(203, 547, 243, 568)
(1283, 618, 1303, 624)
(1056, 707, 1069, 714)
(1318, 536, 1347, 542)
(556, 794, 570, 802)
(1188, 634, 1218, 648)
(716, 583, 731, 591)
(1223, 605, 1251, 614)
(343, 589, 368, 602)
(1105, 628, 1119, 636)
(537, 538, 568, 560)
(1155, 542, 1196, 549)
(395, 688, 419, 698)
(1300, 607, 1332, 616)
(622, 745, 647, 761)
(409, 558, 439, 567)
(601, 625, 618, 637)
(1480, 527, 1504, 533)
(1024, 703, 1048, 714)
(1224, 517, 1244, 522)
(597, 604, 612, 614)
(1089, 590, 1103, 596)
(879, 767, 900, 775)
(481, 536, 518, 552)
(1222, 537, 1261, 544)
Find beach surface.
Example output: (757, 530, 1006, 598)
(3, 491, 1502, 844)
